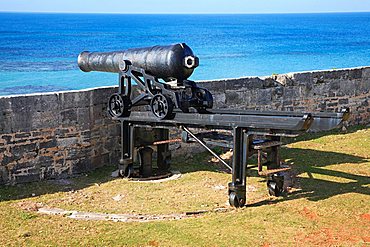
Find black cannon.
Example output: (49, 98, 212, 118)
(78, 43, 213, 119)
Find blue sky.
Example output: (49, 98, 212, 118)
(1, 0, 370, 14)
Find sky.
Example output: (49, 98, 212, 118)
(0, 0, 370, 14)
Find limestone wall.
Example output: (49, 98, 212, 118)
(0, 66, 369, 184)
(200, 66, 369, 125)
(0, 87, 121, 184)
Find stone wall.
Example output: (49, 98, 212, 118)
(200, 66, 369, 125)
(0, 87, 121, 184)
(0, 66, 369, 184)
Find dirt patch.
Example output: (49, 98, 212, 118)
(362, 236, 370, 243)
(148, 240, 159, 246)
(295, 225, 369, 246)
(360, 213, 370, 221)
(261, 243, 271, 247)
(16, 201, 44, 212)
(300, 207, 318, 221)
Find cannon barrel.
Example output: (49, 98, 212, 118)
(78, 43, 199, 80)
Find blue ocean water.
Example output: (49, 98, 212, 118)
(0, 12, 370, 96)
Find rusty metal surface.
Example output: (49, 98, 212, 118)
(152, 138, 182, 145)
(258, 167, 291, 176)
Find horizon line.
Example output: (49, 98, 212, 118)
(1, 10, 370, 15)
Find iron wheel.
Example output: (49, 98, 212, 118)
(150, 94, 174, 120)
(108, 93, 131, 117)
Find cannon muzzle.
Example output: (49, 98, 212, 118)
(78, 43, 199, 80)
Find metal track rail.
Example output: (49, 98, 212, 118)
(116, 107, 349, 133)
(116, 110, 314, 134)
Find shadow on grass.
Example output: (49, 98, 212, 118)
(247, 147, 369, 207)
(248, 169, 370, 207)
(174, 146, 370, 204)
(0, 165, 118, 203)
(173, 125, 370, 206)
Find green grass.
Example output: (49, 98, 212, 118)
(0, 126, 369, 246)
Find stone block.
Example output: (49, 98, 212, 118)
(339, 81, 357, 96)
(90, 87, 112, 105)
(59, 90, 91, 109)
(329, 80, 340, 91)
(108, 124, 120, 137)
(35, 93, 60, 112)
(14, 173, 40, 184)
(199, 80, 226, 92)
(55, 128, 70, 137)
(1, 154, 13, 166)
(283, 87, 300, 99)
(10, 110, 32, 132)
(225, 91, 241, 104)
(38, 155, 54, 166)
(70, 158, 91, 174)
(0, 109, 13, 134)
(14, 133, 31, 139)
(1, 135, 13, 143)
(57, 137, 79, 147)
(39, 139, 57, 149)
(223, 77, 264, 90)
(291, 72, 313, 85)
(256, 89, 272, 105)
(31, 111, 60, 129)
(348, 68, 362, 79)
(77, 107, 91, 128)
(11, 160, 37, 172)
(271, 86, 283, 98)
(274, 74, 295, 86)
(362, 67, 370, 78)
(328, 91, 336, 97)
(90, 104, 106, 121)
(0, 166, 8, 184)
(61, 108, 78, 125)
(11, 143, 37, 160)
(313, 69, 349, 81)
(213, 93, 226, 104)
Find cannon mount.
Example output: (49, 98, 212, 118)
(108, 63, 213, 119)
(115, 108, 349, 208)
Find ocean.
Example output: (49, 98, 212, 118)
(0, 12, 370, 96)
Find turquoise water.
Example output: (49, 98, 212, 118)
(0, 12, 370, 95)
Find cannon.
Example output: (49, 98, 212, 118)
(78, 44, 350, 208)
(78, 43, 213, 119)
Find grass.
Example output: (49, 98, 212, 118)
(0, 126, 369, 246)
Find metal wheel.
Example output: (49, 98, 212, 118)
(267, 175, 284, 196)
(150, 94, 174, 119)
(229, 192, 239, 207)
(108, 93, 131, 117)
(229, 192, 245, 208)
(119, 164, 133, 178)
